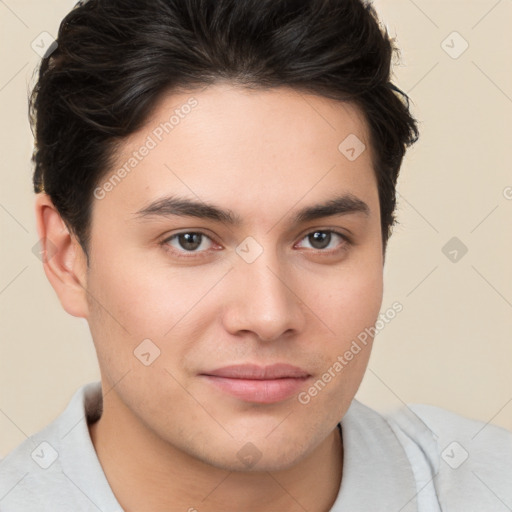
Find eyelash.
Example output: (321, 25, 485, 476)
(159, 229, 351, 259)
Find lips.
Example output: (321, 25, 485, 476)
(200, 364, 311, 404)
(204, 363, 310, 380)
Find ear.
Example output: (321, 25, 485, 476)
(34, 193, 89, 318)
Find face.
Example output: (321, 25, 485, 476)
(84, 83, 383, 471)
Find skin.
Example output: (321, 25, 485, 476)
(35, 83, 384, 512)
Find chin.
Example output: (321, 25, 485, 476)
(185, 428, 321, 474)
(204, 448, 308, 474)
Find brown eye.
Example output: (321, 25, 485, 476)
(162, 231, 216, 256)
(296, 230, 349, 252)
(308, 231, 332, 250)
(175, 232, 204, 251)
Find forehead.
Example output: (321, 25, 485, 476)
(141, 83, 373, 161)
(93, 83, 378, 228)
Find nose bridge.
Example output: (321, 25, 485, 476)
(226, 236, 304, 341)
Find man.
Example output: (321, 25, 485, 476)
(1, 0, 511, 510)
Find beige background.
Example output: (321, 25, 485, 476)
(1, 0, 511, 458)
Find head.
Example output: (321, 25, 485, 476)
(31, 0, 418, 471)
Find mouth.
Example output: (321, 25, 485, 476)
(199, 364, 311, 404)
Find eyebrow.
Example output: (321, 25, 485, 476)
(134, 193, 370, 226)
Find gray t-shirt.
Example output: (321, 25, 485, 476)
(1, 381, 511, 511)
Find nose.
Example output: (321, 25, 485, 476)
(221, 245, 306, 342)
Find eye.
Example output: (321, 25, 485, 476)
(295, 230, 350, 252)
(161, 231, 218, 257)
(160, 228, 351, 259)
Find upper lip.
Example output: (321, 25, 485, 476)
(202, 364, 310, 380)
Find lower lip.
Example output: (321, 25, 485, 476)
(201, 375, 310, 404)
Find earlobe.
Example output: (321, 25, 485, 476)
(34, 193, 90, 318)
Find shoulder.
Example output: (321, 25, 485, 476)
(384, 401, 512, 509)
(0, 382, 112, 511)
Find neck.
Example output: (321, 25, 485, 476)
(88, 389, 343, 512)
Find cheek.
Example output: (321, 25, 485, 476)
(340, 270, 383, 332)
(302, 250, 383, 396)
(87, 247, 212, 334)
(297, 271, 382, 424)
(85, 248, 232, 380)
(309, 255, 384, 341)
